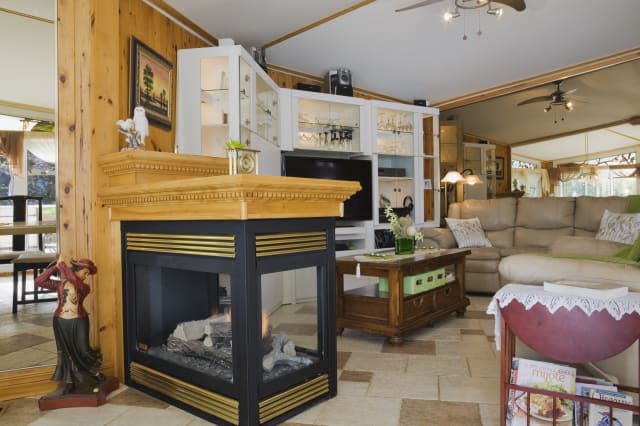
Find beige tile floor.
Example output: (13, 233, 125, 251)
(1, 276, 502, 425)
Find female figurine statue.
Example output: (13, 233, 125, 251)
(36, 255, 104, 395)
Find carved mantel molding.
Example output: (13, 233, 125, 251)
(98, 151, 361, 221)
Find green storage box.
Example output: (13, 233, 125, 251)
(378, 267, 447, 295)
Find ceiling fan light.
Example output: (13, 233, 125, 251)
(487, 6, 503, 17)
(444, 8, 460, 21)
(544, 106, 551, 113)
(565, 101, 574, 111)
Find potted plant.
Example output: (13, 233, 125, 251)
(383, 205, 423, 255)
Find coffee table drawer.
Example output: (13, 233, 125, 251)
(433, 283, 461, 308)
(404, 292, 435, 320)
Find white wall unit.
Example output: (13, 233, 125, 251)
(176, 45, 281, 175)
(370, 101, 440, 232)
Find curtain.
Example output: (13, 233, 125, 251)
(25, 132, 56, 164)
(512, 168, 550, 197)
(0, 131, 24, 175)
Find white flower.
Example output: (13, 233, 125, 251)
(406, 225, 416, 237)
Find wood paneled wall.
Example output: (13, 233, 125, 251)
(0, 0, 209, 402)
(267, 64, 405, 103)
(119, 0, 209, 153)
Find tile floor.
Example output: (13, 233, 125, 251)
(1, 274, 503, 425)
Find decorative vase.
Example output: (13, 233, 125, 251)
(394, 237, 415, 255)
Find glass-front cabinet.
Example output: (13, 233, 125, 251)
(281, 89, 368, 153)
(462, 142, 496, 199)
(176, 46, 280, 173)
(371, 101, 440, 229)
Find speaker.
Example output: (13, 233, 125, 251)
(326, 68, 353, 96)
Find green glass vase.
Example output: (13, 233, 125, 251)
(394, 237, 415, 255)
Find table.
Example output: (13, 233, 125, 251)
(0, 221, 56, 251)
(336, 248, 471, 344)
(488, 284, 640, 426)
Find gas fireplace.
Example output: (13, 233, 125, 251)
(121, 218, 337, 425)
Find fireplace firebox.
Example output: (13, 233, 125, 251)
(121, 218, 337, 425)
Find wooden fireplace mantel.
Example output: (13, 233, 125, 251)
(98, 151, 361, 221)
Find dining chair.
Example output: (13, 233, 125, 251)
(11, 251, 57, 314)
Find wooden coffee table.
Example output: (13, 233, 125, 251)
(336, 248, 471, 344)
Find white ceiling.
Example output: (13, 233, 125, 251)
(164, 0, 640, 161)
(166, 0, 640, 104)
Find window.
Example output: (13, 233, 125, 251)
(556, 152, 638, 197)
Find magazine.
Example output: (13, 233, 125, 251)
(587, 388, 633, 426)
(573, 381, 617, 426)
(507, 358, 577, 425)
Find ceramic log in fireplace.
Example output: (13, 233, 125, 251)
(122, 218, 337, 425)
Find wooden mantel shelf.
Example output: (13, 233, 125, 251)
(98, 151, 361, 221)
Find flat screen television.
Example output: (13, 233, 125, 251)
(282, 155, 372, 221)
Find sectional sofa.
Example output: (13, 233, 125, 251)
(420, 195, 640, 386)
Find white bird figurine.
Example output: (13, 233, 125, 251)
(133, 106, 149, 148)
(116, 118, 139, 150)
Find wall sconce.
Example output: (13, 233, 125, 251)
(441, 170, 464, 216)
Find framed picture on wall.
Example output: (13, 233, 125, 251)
(495, 156, 505, 180)
(129, 37, 173, 130)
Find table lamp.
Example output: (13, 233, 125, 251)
(462, 168, 482, 186)
(441, 170, 464, 217)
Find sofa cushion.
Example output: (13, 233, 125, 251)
(466, 247, 501, 260)
(450, 197, 517, 230)
(595, 209, 640, 245)
(485, 228, 514, 249)
(515, 197, 575, 229)
(499, 253, 640, 289)
(419, 227, 456, 249)
(498, 247, 547, 257)
(515, 227, 573, 249)
(550, 235, 627, 257)
(574, 196, 626, 233)
(445, 217, 492, 248)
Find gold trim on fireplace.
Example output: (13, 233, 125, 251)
(259, 374, 329, 423)
(126, 233, 236, 258)
(255, 231, 327, 257)
(130, 362, 239, 424)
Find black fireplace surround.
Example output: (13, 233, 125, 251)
(121, 218, 337, 425)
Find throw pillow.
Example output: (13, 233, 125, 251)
(614, 233, 640, 262)
(445, 217, 492, 248)
(595, 209, 640, 245)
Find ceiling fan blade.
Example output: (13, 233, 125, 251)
(517, 96, 550, 106)
(395, 0, 444, 13)
(563, 88, 577, 95)
(493, 0, 526, 12)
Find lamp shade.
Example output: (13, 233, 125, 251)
(441, 171, 464, 184)
(464, 174, 483, 185)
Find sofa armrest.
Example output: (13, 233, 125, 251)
(419, 227, 457, 249)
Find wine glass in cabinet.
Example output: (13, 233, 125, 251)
(281, 89, 368, 154)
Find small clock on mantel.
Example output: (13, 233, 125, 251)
(227, 146, 260, 175)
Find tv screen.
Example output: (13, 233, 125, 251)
(282, 155, 372, 221)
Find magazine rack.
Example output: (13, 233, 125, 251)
(496, 292, 640, 426)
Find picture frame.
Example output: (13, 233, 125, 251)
(129, 37, 173, 130)
(495, 156, 505, 180)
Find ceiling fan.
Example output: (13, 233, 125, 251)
(395, 0, 526, 13)
(517, 80, 577, 112)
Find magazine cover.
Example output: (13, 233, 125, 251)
(587, 388, 633, 426)
(507, 358, 577, 426)
(574, 382, 617, 426)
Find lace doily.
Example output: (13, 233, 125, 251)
(486, 284, 640, 350)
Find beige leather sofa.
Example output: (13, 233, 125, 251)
(420, 196, 640, 293)
(422, 195, 640, 387)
